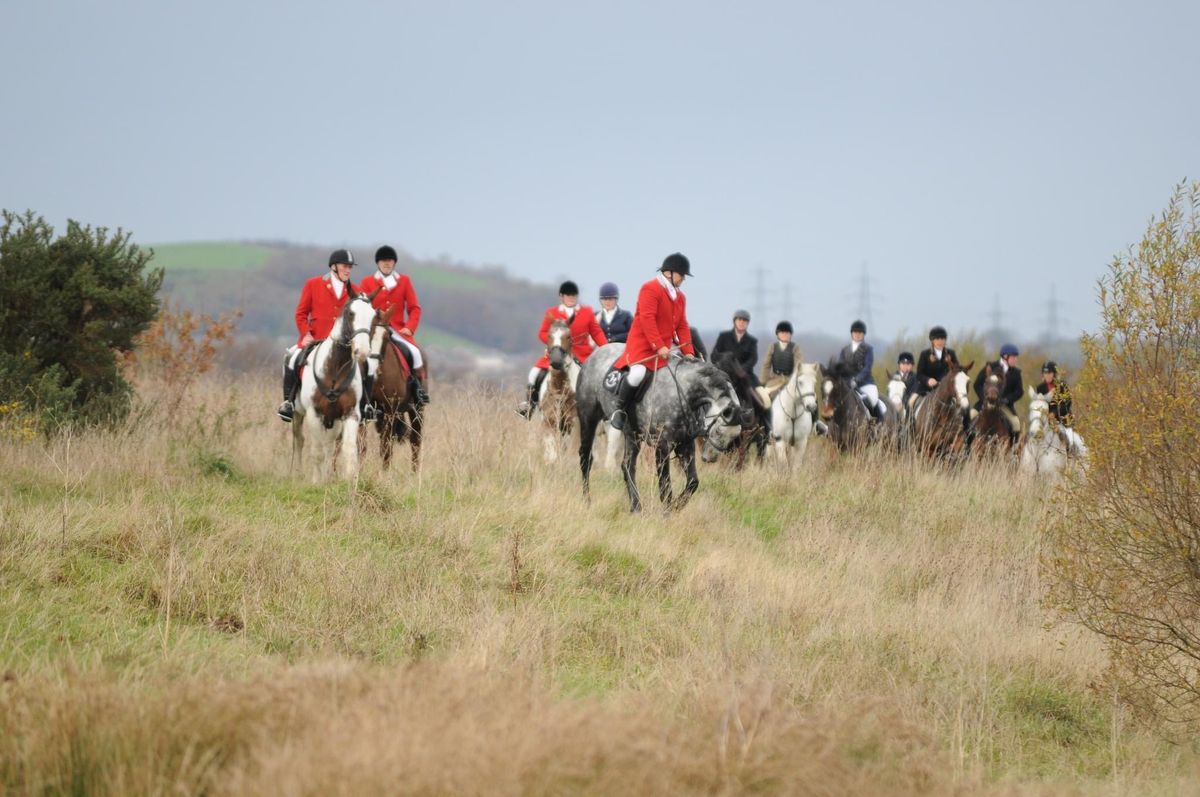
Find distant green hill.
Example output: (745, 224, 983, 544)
(146, 241, 554, 355)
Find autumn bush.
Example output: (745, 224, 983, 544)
(1046, 180, 1200, 733)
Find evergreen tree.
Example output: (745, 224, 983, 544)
(0, 210, 163, 428)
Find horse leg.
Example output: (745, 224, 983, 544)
(409, 407, 423, 473)
(579, 412, 598, 502)
(341, 417, 360, 480)
(303, 411, 326, 483)
(674, 441, 700, 511)
(378, 410, 395, 470)
(291, 409, 305, 476)
(656, 442, 673, 508)
(604, 423, 622, 471)
(622, 434, 642, 513)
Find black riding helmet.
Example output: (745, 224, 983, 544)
(850, 319, 866, 334)
(328, 249, 356, 267)
(776, 321, 793, 334)
(929, 325, 948, 341)
(1042, 361, 1058, 374)
(375, 245, 398, 263)
(897, 351, 914, 364)
(559, 280, 579, 297)
(661, 252, 692, 276)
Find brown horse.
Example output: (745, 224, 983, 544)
(361, 306, 424, 472)
(910, 359, 974, 460)
(970, 369, 1013, 459)
(539, 318, 579, 462)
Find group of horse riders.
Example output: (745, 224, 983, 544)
(277, 246, 430, 424)
(515, 252, 1077, 440)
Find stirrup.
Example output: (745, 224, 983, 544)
(610, 408, 628, 432)
(814, 419, 828, 436)
(515, 400, 535, 420)
(361, 403, 378, 422)
(277, 400, 294, 423)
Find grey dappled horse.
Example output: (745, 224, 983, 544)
(577, 343, 744, 513)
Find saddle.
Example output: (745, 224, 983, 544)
(386, 340, 413, 379)
(603, 365, 654, 400)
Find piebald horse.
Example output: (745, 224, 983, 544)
(769, 362, 820, 467)
(970, 371, 1014, 459)
(292, 290, 379, 482)
(910, 360, 974, 460)
(538, 319, 582, 462)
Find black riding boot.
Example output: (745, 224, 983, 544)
(414, 366, 430, 405)
(360, 369, 377, 422)
(277, 366, 299, 422)
(609, 378, 639, 432)
(516, 371, 546, 419)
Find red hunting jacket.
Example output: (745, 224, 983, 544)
(534, 305, 608, 369)
(294, 274, 350, 347)
(613, 277, 694, 371)
(358, 272, 422, 340)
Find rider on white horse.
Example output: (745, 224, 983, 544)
(278, 249, 357, 423)
(1036, 361, 1085, 452)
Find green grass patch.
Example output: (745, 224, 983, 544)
(145, 241, 274, 272)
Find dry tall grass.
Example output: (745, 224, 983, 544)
(1, 376, 1197, 795)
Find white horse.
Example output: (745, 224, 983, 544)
(1020, 386, 1087, 480)
(887, 372, 908, 416)
(292, 292, 377, 482)
(769, 362, 820, 466)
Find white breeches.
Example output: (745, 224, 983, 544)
(285, 345, 303, 370)
(528, 366, 544, 384)
(391, 332, 423, 369)
(857, 384, 883, 412)
(627, 364, 648, 387)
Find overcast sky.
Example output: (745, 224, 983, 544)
(3, 0, 1197, 342)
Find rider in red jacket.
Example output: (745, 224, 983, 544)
(516, 281, 608, 418)
(609, 253, 695, 431)
(278, 249, 357, 422)
(357, 245, 430, 408)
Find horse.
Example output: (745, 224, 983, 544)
(886, 372, 908, 417)
(577, 344, 744, 513)
(536, 318, 583, 462)
(909, 360, 974, 460)
(361, 306, 423, 472)
(969, 370, 1014, 459)
(819, 361, 872, 453)
(292, 289, 379, 482)
(1020, 386, 1087, 480)
(769, 362, 820, 467)
(709, 351, 769, 468)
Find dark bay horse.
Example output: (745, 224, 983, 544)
(361, 306, 423, 472)
(970, 370, 1013, 459)
(577, 344, 744, 513)
(819, 361, 872, 453)
(709, 351, 767, 468)
(910, 360, 974, 460)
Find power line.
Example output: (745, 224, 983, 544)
(843, 262, 882, 331)
(746, 265, 769, 338)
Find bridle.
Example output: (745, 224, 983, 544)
(317, 299, 373, 403)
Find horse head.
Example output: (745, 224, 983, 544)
(886, 371, 907, 412)
(982, 374, 1001, 408)
(1027, 385, 1050, 439)
(368, 306, 397, 359)
(797, 363, 820, 414)
(546, 319, 574, 371)
(332, 294, 378, 364)
(951, 359, 974, 411)
(691, 363, 744, 456)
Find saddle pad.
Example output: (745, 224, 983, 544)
(603, 366, 654, 398)
(388, 341, 412, 378)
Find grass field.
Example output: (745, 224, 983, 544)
(144, 242, 276, 272)
(1, 376, 1197, 795)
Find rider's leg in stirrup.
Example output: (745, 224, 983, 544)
(359, 358, 378, 422)
(277, 347, 301, 422)
(393, 332, 430, 405)
(610, 364, 645, 432)
(517, 366, 546, 419)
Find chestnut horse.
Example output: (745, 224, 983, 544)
(361, 306, 423, 472)
(910, 359, 974, 460)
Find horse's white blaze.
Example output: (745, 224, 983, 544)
(347, 297, 376, 363)
(887, 374, 906, 413)
(954, 371, 971, 410)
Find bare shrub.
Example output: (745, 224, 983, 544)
(1046, 180, 1200, 732)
